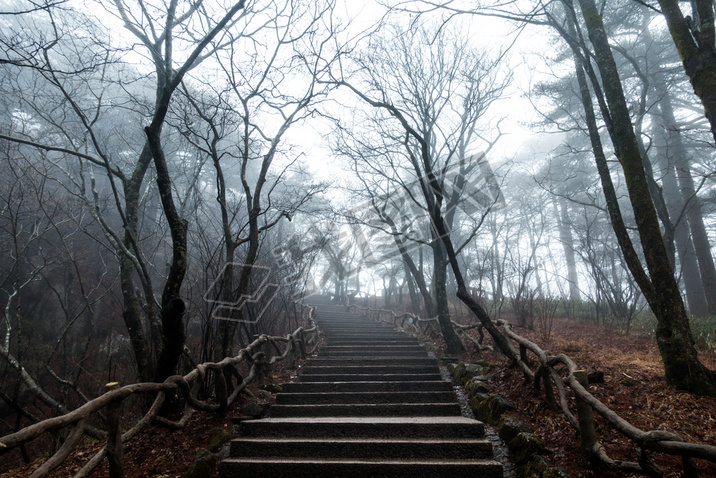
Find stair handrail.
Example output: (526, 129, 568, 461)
(349, 301, 716, 476)
(0, 302, 319, 478)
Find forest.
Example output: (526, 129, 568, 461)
(1, 0, 716, 475)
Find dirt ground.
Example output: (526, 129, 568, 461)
(455, 317, 716, 478)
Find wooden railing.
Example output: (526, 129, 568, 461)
(350, 303, 716, 477)
(0, 303, 319, 478)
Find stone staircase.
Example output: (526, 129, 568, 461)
(219, 298, 503, 477)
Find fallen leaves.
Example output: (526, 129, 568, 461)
(458, 317, 716, 478)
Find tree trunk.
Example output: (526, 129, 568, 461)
(654, 84, 716, 315)
(575, 0, 716, 395)
(120, 144, 158, 384)
(382, 212, 436, 317)
(403, 261, 423, 316)
(432, 240, 464, 353)
(651, 110, 710, 317)
(657, 0, 716, 144)
(145, 85, 189, 383)
(643, 17, 716, 315)
(555, 198, 581, 302)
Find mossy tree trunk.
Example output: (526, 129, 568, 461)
(657, 0, 716, 145)
(572, 0, 716, 395)
(113, 0, 248, 382)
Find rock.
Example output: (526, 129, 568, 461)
(498, 417, 533, 443)
(460, 363, 484, 384)
(181, 449, 216, 478)
(473, 395, 514, 425)
(469, 392, 490, 404)
(451, 362, 487, 385)
(465, 378, 491, 395)
(476, 392, 490, 401)
(508, 432, 545, 467)
(474, 381, 491, 393)
(239, 402, 267, 418)
(465, 363, 483, 374)
(218, 442, 231, 460)
(260, 383, 283, 394)
(257, 390, 272, 399)
(473, 359, 493, 368)
(451, 363, 467, 383)
(206, 428, 233, 453)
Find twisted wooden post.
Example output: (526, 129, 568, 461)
(104, 382, 124, 478)
(298, 330, 307, 359)
(285, 336, 296, 370)
(574, 371, 598, 468)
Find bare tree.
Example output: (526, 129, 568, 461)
(332, 21, 508, 353)
(0, 0, 252, 384)
(174, 0, 338, 360)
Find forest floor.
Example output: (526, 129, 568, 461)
(456, 317, 716, 478)
(2, 317, 715, 477)
(0, 359, 304, 478)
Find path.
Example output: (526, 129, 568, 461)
(219, 298, 503, 477)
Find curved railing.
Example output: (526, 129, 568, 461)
(0, 303, 319, 478)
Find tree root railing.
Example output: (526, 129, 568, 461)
(0, 303, 319, 478)
(349, 302, 715, 477)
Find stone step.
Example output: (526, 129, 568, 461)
(320, 329, 396, 335)
(328, 339, 420, 346)
(269, 402, 462, 417)
(325, 334, 413, 340)
(321, 344, 426, 350)
(220, 457, 503, 477)
(281, 381, 453, 393)
(326, 333, 418, 343)
(228, 437, 494, 460)
(308, 357, 435, 367)
(319, 351, 428, 358)
(295, 373, 442, 382)
(316, 316, 366, 321)
(302, 365, 439, 375)
(236, 416, 487, 439)
(321, 329, 412, 334)
(320, 346, 427, 354)
(320, 352, 428, 359)
(276, 391, 457, 405)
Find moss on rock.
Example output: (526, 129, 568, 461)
(499, 417, 533, 444)
(509, 432, 544, 467)
(206, 428, 233, 453)
(181, 449, 216, 478)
